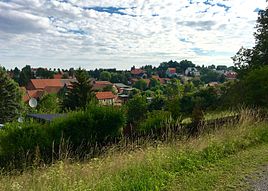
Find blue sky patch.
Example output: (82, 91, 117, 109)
(83, 6, 136, 17)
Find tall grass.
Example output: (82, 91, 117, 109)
(0, 109, 267, 190)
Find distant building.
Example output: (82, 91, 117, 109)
(23, 79, 76, 102)
(95, 91, 116, 105)
(166, 68, 178, 78)
(224, 71, 237, 80)
(185, 67, 200, 77)
(114, 83, 131, 94)
(92, 81, 113, 91)
(130, 67, 147, 79)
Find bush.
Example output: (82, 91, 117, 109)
(137, 110, 175, 134)
(49, 105, 126, 149)
(0, 121, 50, 168)
(0, 105, 126, 169)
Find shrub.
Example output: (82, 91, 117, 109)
(48, 104, 126, 150)
(0, 121, 50, 168)
(0, 104, 126, 169)
(137, 110, 174, 134)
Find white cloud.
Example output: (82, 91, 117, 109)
(0, 0, 266, 69)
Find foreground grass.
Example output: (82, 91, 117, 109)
(0, 119, 268, 191)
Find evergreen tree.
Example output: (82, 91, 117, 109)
(0, 67, 22, 123)
(62, 68, 95, 110)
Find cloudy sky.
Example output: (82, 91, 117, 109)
(0, 0, 266, 70)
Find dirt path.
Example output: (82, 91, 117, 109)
(249, 165, 268, 191)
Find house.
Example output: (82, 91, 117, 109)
(21, 88, 45, 103)
(92, 81, 113, 91)
(53, 73, 63, 79)
(26, 79, 63, 90)
(224, 71, 237, 80)
(185, 67, 200, 77)
(23, 79, 76, 102)
(130, 67, 147, 78)
(166, 68, 178, 78)
(114, 83, 131, 94)
(151, 75, 165, 84)
(95, 91, 116, 105)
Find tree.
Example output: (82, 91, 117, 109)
(233, 8, 268, 77)
(62, 68, 95, 110)
(241, 66, 268, 107)
(19, 65, 34, 86)
(37, 93, 61, 113)
(36, 68, 53, 79)
(100, 71, 111, 81)
(133, 79, 148, 91)
(165, 79, 184, 99)
(200, 70, 224, 83)
(0, 67, 22, 123)
(149, 78, 160, 89)
(126, 95, 147, 124)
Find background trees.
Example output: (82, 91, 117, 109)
(0, 67, 22, 124)
(100, 71, 111, 81)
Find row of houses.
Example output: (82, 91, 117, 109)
(130, 66, 237, 80)
(21, 79, 132, 106)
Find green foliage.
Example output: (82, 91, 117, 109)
(148, 95, 166, 111)
(0, 121, 50, 168)
(241, 66, 268, 107)
(49, 105, 126, 148)
(200, 70, 225, 84)
(36, 68, 54, 79)
(133, 79, 148, 91)
(148, 78, 160, 89)
(0, 105, 126, 168)
(18, 65, 34, 86)
(137, 110, 173, 133)
(100, 71, 111, 81)
(0, 67, 22, 124)
(37, 93, 61, 113)
(126, 95, 147, 124)
(233, 8, 268, 77)
(165, 79, 184, 98)
(62, 68, 95, 110)
(179, 87, 219, 116)
(166, 96, 181, 119)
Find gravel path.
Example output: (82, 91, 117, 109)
(250, 165, 268, 191)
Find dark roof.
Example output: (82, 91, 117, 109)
(27, 114, 67, 122)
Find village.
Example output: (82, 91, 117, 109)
(13, 62, 237, 107)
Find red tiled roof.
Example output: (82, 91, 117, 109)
(21, 90, 44, 102)
(131, 69, 144, 75)
(53, 74, 63, 79)
(95, 92, 115, 100)
(44, 86, 62, 94)
(93, 81, 113, 90)
(152, 75, 165, 84)
(94, 81, 112, 85)
(30, 79, 63, 89)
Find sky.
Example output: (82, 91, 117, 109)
(0, 0, 267, 70)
